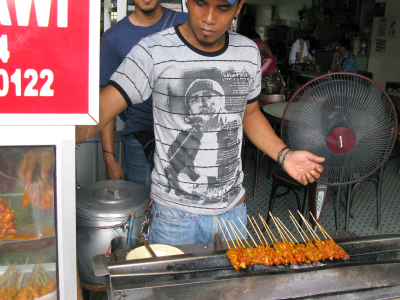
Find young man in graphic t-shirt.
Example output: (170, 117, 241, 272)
(76, 0, 325, 246)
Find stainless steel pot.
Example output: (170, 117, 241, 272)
(76, 180, 151, 285)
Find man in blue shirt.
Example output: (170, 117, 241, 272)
(331, 37, 357, 73)
(99, 0, 187, 190)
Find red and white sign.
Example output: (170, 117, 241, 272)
(0, 0, 99, 125)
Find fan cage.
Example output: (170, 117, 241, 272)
(281, 72, 398, 186)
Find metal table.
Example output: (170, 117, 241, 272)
(263, 102, 287, 126)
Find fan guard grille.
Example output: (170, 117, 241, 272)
(281, 72, 398, 186)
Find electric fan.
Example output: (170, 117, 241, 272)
(281, 72, 398, 229)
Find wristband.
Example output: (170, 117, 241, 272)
(281, 150, 292, 172)
(277, 147, 289, 167)
(102, 150, 116, 158)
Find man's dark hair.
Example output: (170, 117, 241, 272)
(338, 37, 351, 51)
(268, 28, 277, 34)
(303, 35, 318, 52)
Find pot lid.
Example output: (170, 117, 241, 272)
(76, 180, 151, 220)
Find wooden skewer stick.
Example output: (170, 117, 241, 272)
(17, 257, 29, 290)
(247, 215, 264, 247)
(37, 270, 46, 286)
(309, 212, 333, 241)
(252, 216, 269, 246)
(269, 213, 287, 243)
(297, 210, 321, 241)
(308, 212, 328, 240)
(275, 217, 294, 244)
(222, 218, 237, 249)
(6, 264, 17, 287)
(0, 263, 15, 287)
(231, 220, 251, 247)
(271, 215, 286, 243)
(274, 217, 291, 244)
(227, 220, 246, 248)
(259, 215, 277, 245)
(259, 215, 274, 245)
(289, 210, 310, 242)
(41, 264, 48, 283)
(297, 210, 320, 241)
(276, 217, 298, 245)
(289, 213, 307, 243)
(217, 218, 230, 249)
(237, 217, 258, 247)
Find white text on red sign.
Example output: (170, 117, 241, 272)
(0, 0, 68, 27)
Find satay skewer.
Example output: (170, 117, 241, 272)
(269, 213, 287, 243)
(236, 217, 258, 247)
(252, 216, 269, 247)
(247, 215, 264, 247)
(289, 210, 310, 241)
(309, 212, 333, 241)
(276, 217, 299, 245)
(259, 215, 277, 245)
(227, 220, 245, 248)
(273, 216, 291, 243)
(231, 220, 251, 247)
(17, 258, 29, 290)
(297, 210, 320, 241)
(290, 213, 308, 243)
(309, 213, 328, 240)
(6, 264, 17, 287)
(217, 218, 231, 249)
(222, 219, 237, 249)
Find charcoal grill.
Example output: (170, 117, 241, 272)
(93, 231, 400, 300)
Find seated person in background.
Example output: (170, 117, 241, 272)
(288, 36, 317, 65)
(237, 14, 275, 79)
(312, 11, 342, 47)
(267, 28, 287, 65)
(330, 37, 357, 73)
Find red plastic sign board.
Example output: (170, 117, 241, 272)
(0, 0, 99, 125)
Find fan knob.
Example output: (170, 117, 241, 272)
(326, 127, 356, 155)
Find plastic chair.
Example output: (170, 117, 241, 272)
(265, 169, 308, 225)
(385, 82, 400, 93)
(253, 94, 286, 197)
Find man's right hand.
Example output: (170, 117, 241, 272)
(104, 158, 125, 180)
(333, 51, 340, 61)
(17, 147, 54, 189)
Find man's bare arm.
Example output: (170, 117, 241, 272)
(99, 86, 125, 180)
(76, 85, 128, 143)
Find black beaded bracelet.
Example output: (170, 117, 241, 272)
(281, 150, 292, 171)
(102, 150, 116, 158)
(277, 146, 289, 168)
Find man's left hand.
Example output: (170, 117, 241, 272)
(283, 150, 325, 185)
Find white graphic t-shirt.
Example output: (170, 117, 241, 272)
(109, 26, 261, 215)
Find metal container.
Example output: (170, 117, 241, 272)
(76, 180, 151, 285)
(111, 236, 142, 253)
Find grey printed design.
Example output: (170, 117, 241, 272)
(163, 68, 251, 205)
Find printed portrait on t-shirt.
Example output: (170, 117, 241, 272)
(161, 68, 251, 205)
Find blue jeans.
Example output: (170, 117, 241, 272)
(122, 134, 152, 191)
(148, 201, 248, 246)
